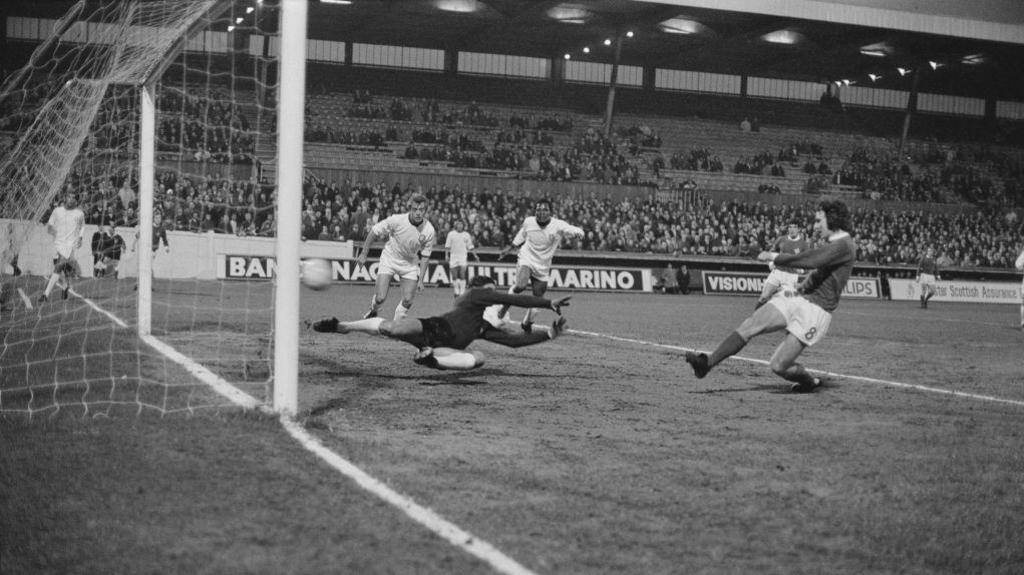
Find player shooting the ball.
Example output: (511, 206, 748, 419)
(310, 274, 570, 370)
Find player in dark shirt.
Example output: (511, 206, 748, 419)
(311, 275, 570, 370)
(684, 200, 855, 393)
(916, 247, 939, 309)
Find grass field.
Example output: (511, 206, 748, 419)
(3, 276, 1024, 574)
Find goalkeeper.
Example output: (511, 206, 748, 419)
(311, 274, 570, 370)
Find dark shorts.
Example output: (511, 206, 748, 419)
(419, 316, 458, 349)
(53, 254, 76, 275)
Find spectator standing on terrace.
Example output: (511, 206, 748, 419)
(684, 200, 855, 393)
(756, 221, 810, 309)
(917, 247, 940, 309)
(444, 220, 480, 298)
(356, 194, 435, 321)
(495, 198, 584, 332)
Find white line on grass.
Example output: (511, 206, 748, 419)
(84, 295, 538, 575)
(70, 288, 128, 328)
(568, 329, 1024, 409)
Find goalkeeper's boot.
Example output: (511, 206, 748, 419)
(549, 316, 567, 339)
(62, 286, 70, 300)
(312, 317, 340, 333)
(521, 320, 533, 334)
(413, 347, 441, 370)
(684, 351, 711, 379)
(791, 377, 823, 394)
(38, 293, 48, 303)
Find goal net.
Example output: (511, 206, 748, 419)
(0, 0, 300, 418)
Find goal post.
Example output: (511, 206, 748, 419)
(272, 0, 308, 415)
(0, 0, 307, 418)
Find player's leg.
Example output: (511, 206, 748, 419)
(497, 265, 532, 319)
(40, 256, 62, 301)
(684, 302, 787, 378)
(480, 317, 565, 348)
(414, 347, 485, 370)
(364, 272, 393, 319)
(767, 335, 820, 392)
(394, 276, 419, 320)
(757, 275, 780, 309)
(521, 276, 548, 330)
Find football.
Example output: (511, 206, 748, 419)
(301, 258, 333, 290)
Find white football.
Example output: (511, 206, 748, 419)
(301, 258, 333, 290)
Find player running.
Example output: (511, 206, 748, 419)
(495, 198, 583, 332)
(357, 194, 436, 321)
(684, 199, 855, 393)
(311, 274, 569, 370)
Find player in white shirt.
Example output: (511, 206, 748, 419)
(495, 198, 583, 331)
(40, 193, 85, 302)
(356, 194, 436, 320)
(444, 220, 480, 298)
(1015, 245, 1024, 330)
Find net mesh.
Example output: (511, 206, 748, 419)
(0, 0, 280, 418)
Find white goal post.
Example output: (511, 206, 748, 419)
(0, 0, 308, 417)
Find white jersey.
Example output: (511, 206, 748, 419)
(512, 216, 584, 278)
(373, 213, 435, 265)
(47, 206, 85, 258)
(445, 230, 475, 266)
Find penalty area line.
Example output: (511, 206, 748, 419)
(90, 298, 538, 575)
(568, 329, 1024, 409)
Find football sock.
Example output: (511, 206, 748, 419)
(433, 348, 484, 370)
(42, 273, 60, 297)
(709, 331, 747, 368)
(522, 307, 535, 326)
(394, 302, 410, 320)
(341, 317, 384, 334)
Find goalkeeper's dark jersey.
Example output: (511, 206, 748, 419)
(439, 289, 551, 349)
(774, 232, 856, 312)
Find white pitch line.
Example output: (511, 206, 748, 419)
(69, 288, 129, 328)
(89, 299, 538, 575)
(568, 329, 1024, 409)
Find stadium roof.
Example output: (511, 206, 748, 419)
(7, 0, 1024, 101)
(303, 0, 1024, 100)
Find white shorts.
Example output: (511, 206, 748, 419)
(765, 268, 800, 291)
(376, 253, 420, 281)
(516, 260, 550, 283)
(918, 273, 936, 289)
(449, 255, 468, 267)
(768, 292, 832, 346)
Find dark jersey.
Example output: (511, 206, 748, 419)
(434, 288, 552, 349)
(774, 232, 856, 312)
(152, 224, 169, 252)
(918, 256, 939, 276)
(771, 234, 809, 274)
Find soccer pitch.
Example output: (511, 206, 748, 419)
(3, 280, 1024, 574)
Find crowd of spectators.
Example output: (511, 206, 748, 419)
(155, 87, 255, 164)
(47, 166, 1022, 271)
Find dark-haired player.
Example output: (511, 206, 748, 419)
(311, 275, 569, 370)
(495, 198, 583, 331)
(756, 221, 809, 309)
(684, 200, 855, 393)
